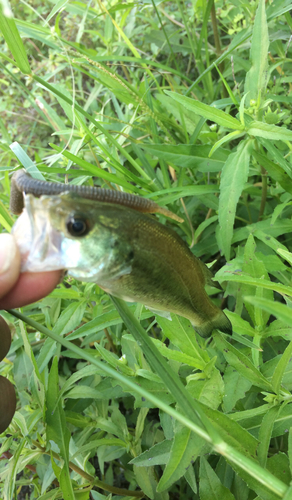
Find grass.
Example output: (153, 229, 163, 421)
(1, 0, 292, 498)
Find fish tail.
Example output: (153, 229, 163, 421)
(195, 310, 232, 338)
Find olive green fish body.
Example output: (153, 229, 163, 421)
(98, 211, 229, 336)
(12, 193, 231, 337)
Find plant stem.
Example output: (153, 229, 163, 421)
(32, 440, 144, 497)
(258, 167, 268, 220)
(210, 1, 228, 97)
(210, 2, 224, 73)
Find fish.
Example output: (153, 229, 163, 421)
(11, 190, 232, 338)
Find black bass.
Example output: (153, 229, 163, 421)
(10, 170, 232, 338)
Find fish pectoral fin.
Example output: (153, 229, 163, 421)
(144, 306, 172, 321)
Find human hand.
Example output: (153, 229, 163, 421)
(0, 233, 61, 309)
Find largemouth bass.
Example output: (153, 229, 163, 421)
(10, 170, 232, 337)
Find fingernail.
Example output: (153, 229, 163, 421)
(0, 234, 17, 274)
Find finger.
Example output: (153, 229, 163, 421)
(0, 233, 21, 300)
(0, 270, 61, 310)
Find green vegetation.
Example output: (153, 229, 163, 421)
(1, 0, 292, 498)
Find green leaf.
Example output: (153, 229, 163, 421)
(156, 315, 208, 367)
(141, 144, 230, 171)
(9, 142, 45, 179)
(244, 296, 292, 327)
(49, 143, 145, 194)
(216, 273, 292, 298)
(184, 464, 197, 494)
(271, 341, 292, 394)
(232, 218, 292, 246)
(264, 320, 292, 341)
(0, 199, 14, 231)
(199, 456, 236, 500)
(133, 465, 157, 500)
(277, 248, 292, 266)
(241, 235, 273, 328)
(232, 403, 292, 441)
(130, 440, 172, 466)
(94, 343, 134, 375)
(157, 422, 205, 492)
(64, 385, 104, 400)
(267, 452, 292, 487)
(288, 429, 292, 476)
(244, 0, 269, 103)
(253, 150, 292, 195)
(214, 63, 239, 107)
(0, 8, 31, 73)
(164, 91, 243, 130)
(151, 337, 205, 369)
(258, 407, 281, 468)
(146, 184, 219, 206)
(209, 130, 245, 157)
(110, 298, 223, 444)
(3, 438, 26, 500)
(213, 332, 272, 392)
(259, 138, 292, 176)
(223, 366, 252, 413)
(53, 301, 87, 336)
(70, 438, 126, 461)
(187, 369, 224, 410)
(199, 403, 259, 458)
(33, 75, 152, 182)
(46, 0, 71, 23)
(248, 121, 292, 141)
(46, 357, 75, 500)
(224, 311, 256, 338)
(218, 140, 251, 260)
(7, 307, 286, 499)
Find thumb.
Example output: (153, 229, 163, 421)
(0, 234, 21, 300)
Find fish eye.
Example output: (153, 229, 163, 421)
(66, 215, 90, 237)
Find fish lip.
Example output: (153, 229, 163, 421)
(12, 194, 64, 273)
(12, 193, 134, 281)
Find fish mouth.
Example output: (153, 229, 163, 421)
(12, 194, 65, 273)
(12, 193, 134, 282)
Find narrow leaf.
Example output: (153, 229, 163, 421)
(244, 0, 269, 103)
(111, 297, 222, 443)
(258, 407, 280, 468)
(156, 315, 208, 365)
(157, 423, 205, 492)
(213, 332, 272, 392)
(223, 367, 252, 413)
(0, 8, 31, 73)
(46, 357, 75, 500)
(272, 341, 292, 394)
(165, 91, 243, 130)
(241, 235, 272, 328)
(218, 140, 251, 260)
(199, 457, 236, 500)
(0, 200, 14, 231)
(10, 142, 45, 180)
(248, 121, 292, 141)
(253, 150, 292, 195)
(244, 296, 292, 326)
(141, 143, 230, 171)
(53, 301, 87, 336)
(130, 440, 172, 466)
